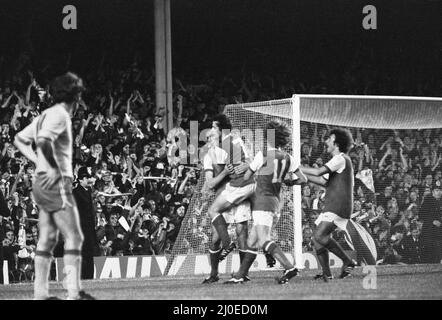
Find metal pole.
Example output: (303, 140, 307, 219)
(154, 0, 173, 133)
(292, 94, 304, 270)
(154, 0, 166, 122)
(165, 0, 173, 132)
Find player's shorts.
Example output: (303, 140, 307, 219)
(220, 182, 256, 205)
(314, 211, 349, 230)
(251, 195, 280, 213)
(252, 210, 279, 228)
(32, 174, 74, 214)
(223, 200, 251, 224)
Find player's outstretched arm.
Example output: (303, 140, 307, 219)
(284, 169, 308, 186)
(304, 173, 328, 187)
(300, 165, 329, 177)
(295, 168, 307, 183)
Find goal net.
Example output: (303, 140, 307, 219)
(166, 95, 442, 276)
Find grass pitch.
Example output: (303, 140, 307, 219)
(1, 264, 441, 300)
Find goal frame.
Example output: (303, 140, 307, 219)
(239, 93, 442, 270)
(163, 94, 442, 276)
(292, 94, 303, 269)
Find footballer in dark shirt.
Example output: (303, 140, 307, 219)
(301, 128, 357, 281)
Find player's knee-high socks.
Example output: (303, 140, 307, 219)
(236, 247, 257, 279)
(209, 240, 222, 277)
(239, 249, 246, 265)
(263, 241, 293, 270)
(34, 251, 53, 299)
(211, 215, 231, 248)
(63, 249, 82, 299)
(237, 230, 248, 266)
(324, 238, 352, 265)
(315, 247, 332, 277)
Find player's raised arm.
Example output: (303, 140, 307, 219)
(14, 118, 38, 164)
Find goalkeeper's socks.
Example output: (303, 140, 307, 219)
(315, 247, 332, 277)
(236, 248, 257, 279)
(209, 248, 222, 277)
(263, 241, 293, 270)
(211, 215, 231, 248)
(324, 238, 352, 265)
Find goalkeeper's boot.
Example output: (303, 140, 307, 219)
(277, 267, 299, 284)
(339, 259, 357, 279)
(218, 242, 236, 262)
(265, 253, 276, 268)
(202, 274, 220, 284)
(313, 273, 333, 282)
(224, 277, 245, 285)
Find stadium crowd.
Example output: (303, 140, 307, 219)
(0, 50, 441, 282)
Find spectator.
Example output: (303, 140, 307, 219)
(0, 185, 11, 284)
(2, 228, 20, 280)
(134, 222, 155, 255)
(399, 224, 425, 264)
(302, 227, 314, 252)
(73, 167, 100, 279)
(105, 211, 122, 245)
(419, 186, 442, 263)
(377, 186, 393, 209)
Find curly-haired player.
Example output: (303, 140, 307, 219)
(226, 119, 307, 284)
(14, 72, 95, 300)
(301, 128, 357, 281)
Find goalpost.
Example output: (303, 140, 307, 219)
(166, 94, 442, 276)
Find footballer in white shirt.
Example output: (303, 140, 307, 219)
(14, 72, 95, 300)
